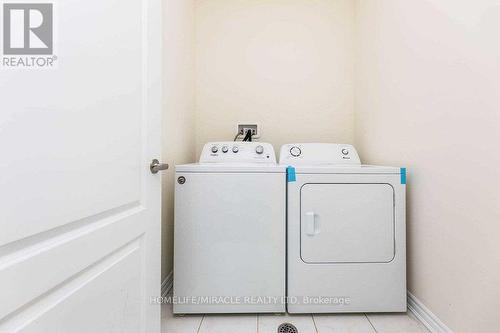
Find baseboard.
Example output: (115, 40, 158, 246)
(407, 292, 453, 333)
(161, 271, 173, 297)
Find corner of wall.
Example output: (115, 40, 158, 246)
(161, 0, 197, 280)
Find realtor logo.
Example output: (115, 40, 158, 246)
(3, 3, 53, 55)
(2, 2, 56, 68)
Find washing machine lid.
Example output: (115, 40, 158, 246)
(176, 141, 285, 173)
(176, 163, 286, 173)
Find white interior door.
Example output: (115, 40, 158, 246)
(300, 184, 395, 263)
(0, 0, 162, 332)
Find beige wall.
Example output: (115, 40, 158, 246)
(163, 2, 500, 331)
(162, 0, 196, 279)
(194, 0, 356, 154)
(355, 1, 500, 332)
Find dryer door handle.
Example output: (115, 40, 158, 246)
(305, 212, 319, 236)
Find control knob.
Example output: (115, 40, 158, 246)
(290, 146, 301, 157)
(255, 145, 264, 154)
(211, 146, 218, 153)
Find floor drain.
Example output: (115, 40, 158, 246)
(278, 322, 298, 333)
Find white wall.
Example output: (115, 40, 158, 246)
(355, 1, 500, 332)
(194, 0, 355, 154)
(162, 0, 196, 279)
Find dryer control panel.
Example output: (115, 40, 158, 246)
(279, 143, 361, 165)
(200, 142, 276, 163)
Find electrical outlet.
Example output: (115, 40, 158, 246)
(237, 123, 260, 139)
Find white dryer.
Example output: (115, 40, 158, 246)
(280, 143, 406, 313)
(174, 142, 286, 314)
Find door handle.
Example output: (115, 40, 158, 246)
(150, 159, 169, 174)
(305, 212, 319, 236)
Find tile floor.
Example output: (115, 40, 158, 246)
(161, 304, 430, 333)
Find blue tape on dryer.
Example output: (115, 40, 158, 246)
(400, 167, 407, 185)
(287, 166, 296, 182)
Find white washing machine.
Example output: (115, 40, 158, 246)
(174, 142, 286, 314)
(280, 143, 406, 313)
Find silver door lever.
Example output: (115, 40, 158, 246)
(150, 159, 169, 174)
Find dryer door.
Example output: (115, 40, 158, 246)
(300, 183, 394, 263)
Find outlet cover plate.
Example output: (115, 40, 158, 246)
(237, 123, 260, 139)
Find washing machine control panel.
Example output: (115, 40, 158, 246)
(200, 142, 276, 163)
(279, 143, 361, 165)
